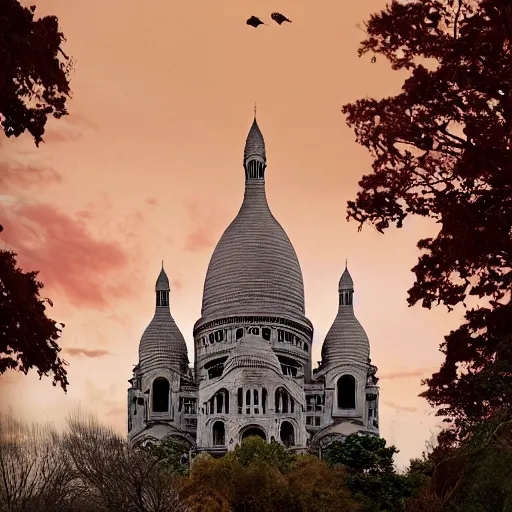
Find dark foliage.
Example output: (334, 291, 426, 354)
(0, 250, 68, 391)
(342, 0, 512, 440)
(0, 0, 72, 145)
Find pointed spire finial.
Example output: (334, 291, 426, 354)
(162, 259, 164, 270)
(254, 102, 257, 119)
(345, 258, 348, 270)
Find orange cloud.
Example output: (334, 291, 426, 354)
(382, 400, 418, 413)
(1, 203, 129, 309)
(145, 197, 157, 207)
(379, 367, 438, 381)
(63, 348, 112, 358)
(0, 162, 61, 192)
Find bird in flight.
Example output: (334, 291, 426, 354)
(271, 12, 292, 25)
(246, 16, 265, 28)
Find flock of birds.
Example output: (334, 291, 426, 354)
(247, 12, 291, 28)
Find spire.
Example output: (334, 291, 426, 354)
(155, 265, 170, 307)
(243, 114, 267, 181)
(338, 263, 354, 306)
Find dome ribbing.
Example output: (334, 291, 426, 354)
(198, 118, 306, 324)
(223, 335, 282, 376)
(244, 118, 266, 162)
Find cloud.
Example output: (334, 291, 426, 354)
(0, 162, 61, 192)
(39, 111, 98, 144)
(145, 197, 157, 207)
(63, 348, 112, 358)
(382, 400, 418, 413)
(379, 367, 438, 381)
(184, 200, 227, 252)
(171, 277, 183, 290)
(1, 203, 130, 309)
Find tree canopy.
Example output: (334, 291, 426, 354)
(0, 250, 68, 391)
(0, 0, 72, 145)
(342, 0, 512, 440)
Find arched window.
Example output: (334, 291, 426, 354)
(262, 328, 271, 341)
(280, 421, 295, 447)
(210, 389, 229, 414)
(212, 421, 225, 446)
(236, 328, 244, 341)
(275, 387, 292, 414)
(337, 375, 356, 409)
(152, 378, 170, 413)
(304, 343, 309, 353)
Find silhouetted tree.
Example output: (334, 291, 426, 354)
(0, 250, 68, 391)
(0, 0, 72, 145)
(323, 434, 418, 511)
(342, 0, 512, 440)
(0, 412, 77, 512)
(323, 434, 397, 475)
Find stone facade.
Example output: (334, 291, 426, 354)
(127, 117, 380, 453)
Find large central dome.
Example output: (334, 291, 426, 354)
(199, 118, 305, 323)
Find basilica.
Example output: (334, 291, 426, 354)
(127, 117, 380, 454)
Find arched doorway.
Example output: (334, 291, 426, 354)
(337, 375, 356, 409)
(241, 426, 267, 442)
(152, 378, 170, 413)
(280, 421, 295, 447)
(212, 421, 225, 446)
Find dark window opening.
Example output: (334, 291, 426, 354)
(210, 389, 229, 415)
(156, 290, 169, 307)
(304, 343, 309, 353)
(278, 356, 301, 377)
(236, 328, 244, 341)
(179, 397, 197, 415)
(248, 327, 260, 335)
(209, 333, 214, 344)
(205, 356, 228, 380)
(212, 421, 225, 446)
(262, 388, 267, 414)
(280, 421, 295, 447)
(246, 390, 251, 406)
(214, 330, 225, 342)
(306, 416, 313, 425)
(152, 378, 170, 413)
(238, 388, 243, 414)
(262, 328, 271, 341)
(216, 393, 223, 414)
(242, 427, 266, 442)
(278, 329, 284, 342)
(337, 375, 356, 409)
(315, 416, 321, 426)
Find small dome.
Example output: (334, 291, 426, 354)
(244, 119, 266, 162)
(156, 267, 170, 291)
(321, 308, 370, 367)
(223, 334, 282, 376)
(339, 267, 353, 291)
(139, 309, 189, 373)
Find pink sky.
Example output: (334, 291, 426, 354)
(0, 0, 469, 468)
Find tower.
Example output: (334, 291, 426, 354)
(127, 266, 196, 447)
(193, 116, 313, 452)
(308, 264, 380, 449)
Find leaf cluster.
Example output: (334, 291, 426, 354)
(0, 250, 68, 391)
(0, 0, 72, 145)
